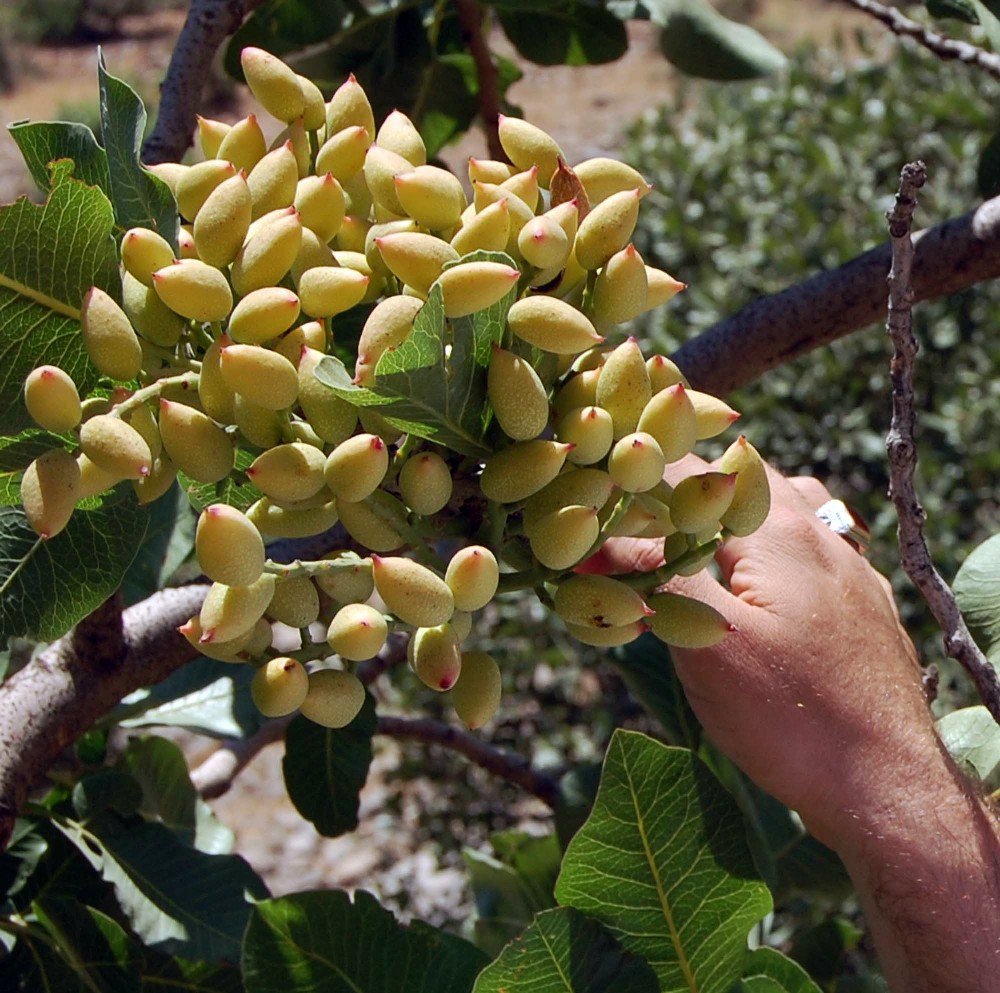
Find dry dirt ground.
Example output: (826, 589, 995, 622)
(0, 0, 872, 926)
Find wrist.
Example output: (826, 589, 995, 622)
(802, 725, 994, 864)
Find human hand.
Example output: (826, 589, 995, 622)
(586, 455, 935, 851)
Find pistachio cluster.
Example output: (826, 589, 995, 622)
(19, 48, 769, 731)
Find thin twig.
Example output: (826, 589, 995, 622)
(839, 0, 1000, 82)
(377, 715, 560, 806)
(455, 0, 506, 161)
(884, 161, 1000, 725)
(142, 0, 250, 165)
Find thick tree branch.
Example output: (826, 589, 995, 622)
(674, 192, 1000, 394)
(884, 162, 1000, 725)
(142, 0, 249, 165)
(839, 0, 1000, 82)
(376, 715, 560, 807)
(0, 585, 209, 851)
(455, 0, 506, 161)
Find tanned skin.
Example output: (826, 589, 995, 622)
(590, 456, 1000, 992)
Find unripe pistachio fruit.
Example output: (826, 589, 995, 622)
(159, 399, 233, 483)
(217, 114, 267, 172)
(81, 287, 142, 380)
(324, 433, 389, 503)
(241, 47, 306, 123)
(637, 384, 698, 463)
(121, 228, 174, 286)
(595, 337, 652, 439)
(411, 624, 462, 691)
(557, 406, 614, 465)
(497, 115, 563, 188)
(608, 432, 667, 493)
(648, 592, 732, 648)
(445, 546, 499, 612)
(669, 471, 738, 534)
(327, 602, 388, 661)
(251, 657, 309, 717)
(438, 262, 519, 319)
(451, 651, 502, 728)
(193, 173, 252, 268)
(300, 669, 366, 729)
(21, 449, 80, 539)
(398, 452, 453, 516)
(554, 574, 651, 628)
(487, 347, 549, 441)
(24, 366, 81, 433)
(479, 440, 572, 504)
(529, 505, 600, 570)
(199, 573, 277, 644)
(152, 260, 233, 322)
(80, 414, 151, 479)
(372, 555, 454, 627)
(196, 504, 265, 586)
(248, 442, 327, 503)
(267, 576, 320, 628)
(507, 297, 604, 354)
(718, 435, 770, 536)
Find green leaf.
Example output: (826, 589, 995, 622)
(8, 120, 111, 194)
(242, 889, 489, 993)
(497, 1, 629, 66)
(97, 52, 179, 250)
(473, 906, 660, 993)
(31, 898, 140, 993)
(697, 745, 799, 892)
(224, 0, 358, 75)
(140, 953, 245, 993)
(120, 482, 196, 605)
(54, 816, 268, 962)
(927, 0, 980, 23)
(788, 919, 861, 987)
(735, 947, 822, 993)
(611, 632, 701, 749)
(72, 770, 143, 820)
(115, 656, 267, 740)
(0, 489, 149, 642)
(463, 831, 560, 955)
(638, 0, 786, 80)
(0, 160, 119, 435)
(936, 705, 1000, 790)
(953, 532, 1000, 666)
(966, 0, 1000, 48)
(315, 252, 516, 456)
(977, 128, 1000, 200)
(554, 730, 772, 993)
(116, 736, 234, 854)
(772, 833, 851, 902)
(282, 694, 376, 837)
(179, 448, 260, 513)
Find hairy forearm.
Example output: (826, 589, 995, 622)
(820, 739, 1000, 991)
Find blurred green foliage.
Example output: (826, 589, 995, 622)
(628, 42, 1000, 680)
(4, 0, 183, 44)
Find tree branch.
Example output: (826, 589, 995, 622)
(0, 585, 208, 851)
(839, 0, 1000, 82)
(884, 161, 1000, 725)
(455, 0, 506, 161)
(376, 715, 560, 807)
(674, 192, 1000, 394)
(142, 0, 249, 165)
